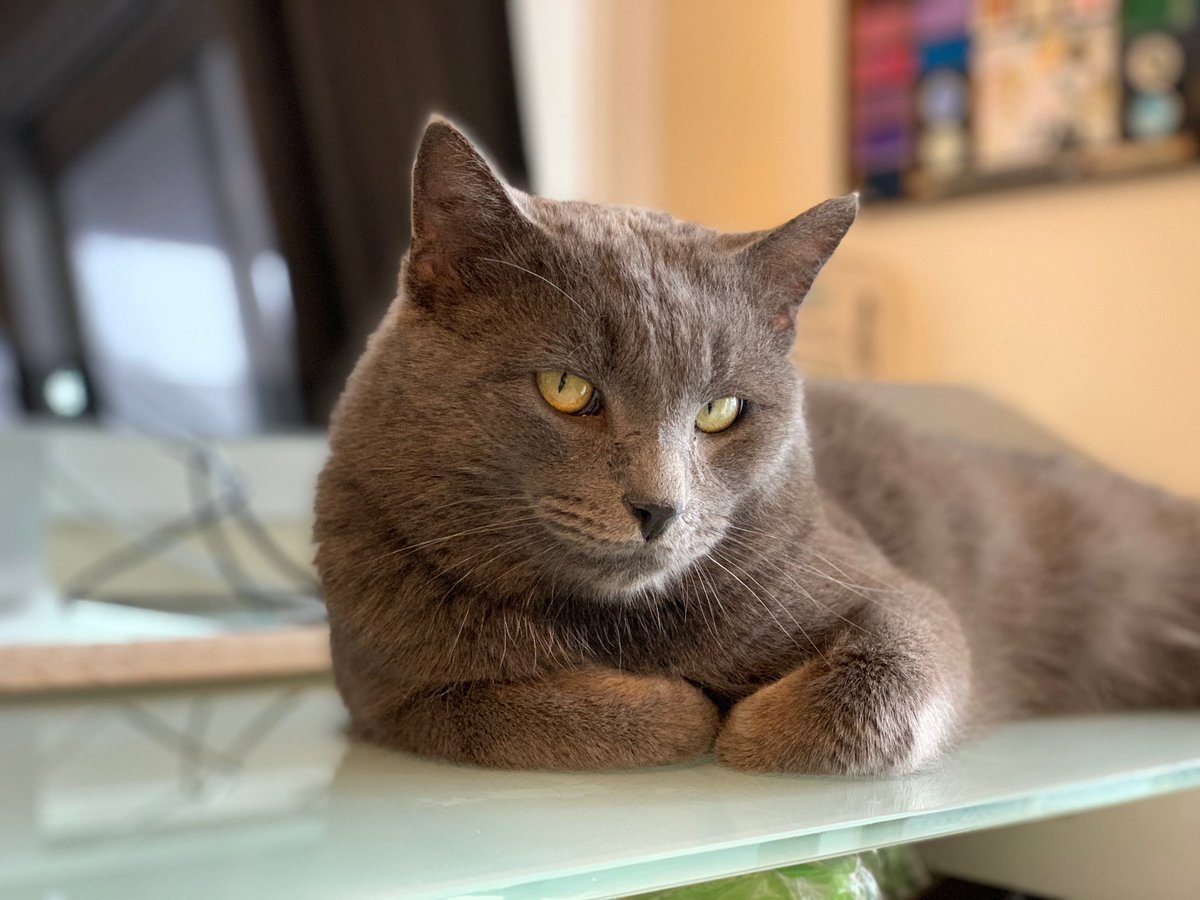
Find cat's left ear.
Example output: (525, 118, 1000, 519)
(409, 117, 535, 286)
(737, 194, 858, 332)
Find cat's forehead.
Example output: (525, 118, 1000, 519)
(529, 197, 720, 262)
(525, 197, 739, 312)
(518, 197, 768, 395)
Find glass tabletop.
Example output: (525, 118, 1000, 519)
(2, 679, 1198, 899)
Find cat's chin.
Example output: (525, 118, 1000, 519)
(537, 522, 716, 603)
(566, 550, 702, 603)
(588, 568, 675, 602)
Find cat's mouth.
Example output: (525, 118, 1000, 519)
(538, 519, 704, 599)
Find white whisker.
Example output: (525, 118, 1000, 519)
(478, 256, 588, 316)
(712, 547, 826, 662)
(719, 532, 872, 637)
(372, 515, 543, 566)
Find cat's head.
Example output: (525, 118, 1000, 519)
(329, 119, 855, 602)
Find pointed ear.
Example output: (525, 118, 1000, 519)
(738, 194, 858, 331)
(409, 117, 533, 284)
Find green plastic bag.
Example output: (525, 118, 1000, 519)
(630, 846, 929, 900)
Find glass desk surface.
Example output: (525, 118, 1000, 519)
(2, 678, 1199, 900)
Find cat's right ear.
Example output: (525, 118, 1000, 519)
(736, 194, 858, 333)
(409, 117, 534, 286)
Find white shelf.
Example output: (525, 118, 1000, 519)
(2, 680, 1199, 898)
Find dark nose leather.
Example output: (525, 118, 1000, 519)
(626, 500, 680, 541)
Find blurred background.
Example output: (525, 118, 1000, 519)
(1, 7, 1199, 891)
(0, 0, 1197, 490)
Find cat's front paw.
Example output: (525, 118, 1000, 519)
(714, 651, 961, 775)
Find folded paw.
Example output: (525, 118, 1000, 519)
(381, 669, 721, 770)
(714, 653, 960, 775)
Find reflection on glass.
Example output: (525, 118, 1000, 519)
(0, 683, 344, 898)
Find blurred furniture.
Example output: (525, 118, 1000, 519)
(0, 0, 527, 426)
(0, 0, 302, 432)
(0, 426, 331, 691)
(850, 0, 1200, 202)
(224, 0, 528, 418)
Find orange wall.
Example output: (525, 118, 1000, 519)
(586, 1, 1200, 496)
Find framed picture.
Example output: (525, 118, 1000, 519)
(849, 0, 1200, 201)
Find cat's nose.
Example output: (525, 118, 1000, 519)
(625, 499, 680, 542)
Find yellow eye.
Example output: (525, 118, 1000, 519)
(696, 396, 743, 433)
(536, 370, 599, 415)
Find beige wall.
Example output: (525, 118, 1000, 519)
(582, 1, 1200, 496)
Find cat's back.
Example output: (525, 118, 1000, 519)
(800, 380, 1101, 598)
(802, 379, 992, 509)
(803, 380, 1077, 462)
(802, 381, 1200, 714)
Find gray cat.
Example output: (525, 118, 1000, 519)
(314, 119, 1200, 774)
